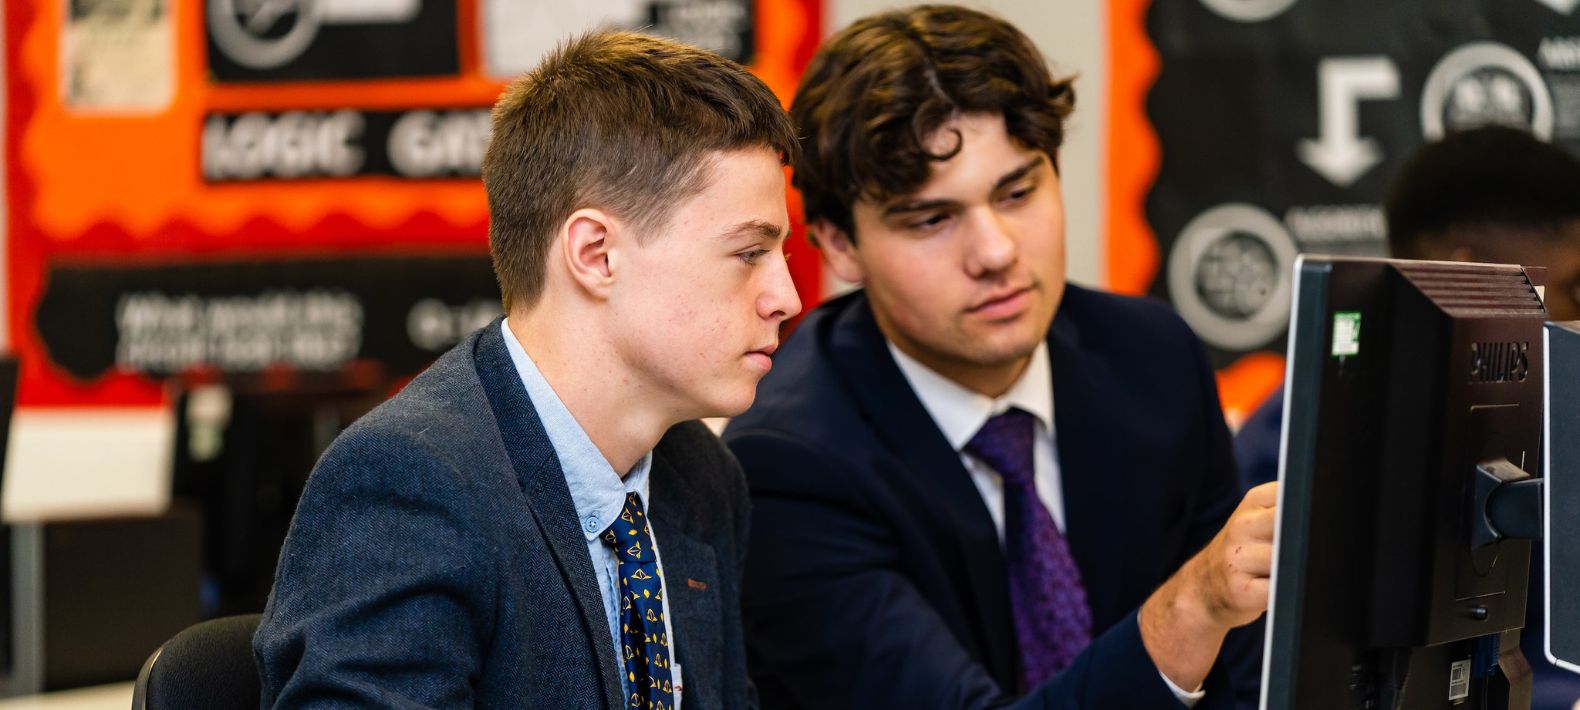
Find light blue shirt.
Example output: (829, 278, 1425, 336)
(500, 320, 681, 705)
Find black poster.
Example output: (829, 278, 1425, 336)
(35, 256, 501, 381)
(1146, 0, 1580, 367)
(205, 0, 459, 82)
(647, 0, 756, 64)
(200, 108, 491, 181)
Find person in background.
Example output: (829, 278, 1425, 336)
(254, 31, 800, 708)
(1233, 124, 1580, 709)
(726, 6, 1272, 708)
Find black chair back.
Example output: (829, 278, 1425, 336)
(131, 613, 262, 710)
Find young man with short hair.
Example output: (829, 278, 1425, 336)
(727, 6, 1272, 708)
(255, 31, 800, 709)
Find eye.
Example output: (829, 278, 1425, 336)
(738, 248, 769, 265)
(1000, 182, 1036, 205)
(907, 212, 951, 232)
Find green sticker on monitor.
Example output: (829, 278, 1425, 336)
(1332, 311, 1361, 357)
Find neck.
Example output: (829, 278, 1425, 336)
(933, 353, 1031, 399)
(509, 298, 673, 477)
(874, 313, 1033, 399)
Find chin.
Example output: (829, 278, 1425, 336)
(963, 329, 1043, 366)
(700, 389, 757, 420)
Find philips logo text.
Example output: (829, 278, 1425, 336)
(1469, 341, 1529, 384)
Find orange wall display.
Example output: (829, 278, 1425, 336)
(5, 0, 824, 408)
(1106, 0, 1284, 423)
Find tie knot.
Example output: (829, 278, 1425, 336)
(600, 492, 656, 564)
(964, 407, 1038, 487)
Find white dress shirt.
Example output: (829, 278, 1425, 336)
(888, 340, 1203, 706)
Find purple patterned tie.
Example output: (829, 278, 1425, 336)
(964, 407, 1092, 689)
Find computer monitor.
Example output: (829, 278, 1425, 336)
(1545, 321, 1580, 676)
(1262, 256, 1548, 710)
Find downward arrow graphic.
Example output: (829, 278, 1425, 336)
(1297, 57, 1400, 187)
(1535, 0, 1580, 15)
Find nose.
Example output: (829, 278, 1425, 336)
(964, 209, 1017, 277)
(759, 252, 803, 323)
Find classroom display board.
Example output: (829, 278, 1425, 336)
(1108, 0, 1580, 412)
(5, 0, 822, 407)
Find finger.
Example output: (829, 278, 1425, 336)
(1228, 506, 1276, 544)
(1228, 541, 1273, 578)
(1244, 481, 1279, 509)
(1235, 577, 1271, 618)
(1241, 506, 1276, 542)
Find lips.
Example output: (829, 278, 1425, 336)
(966, 284, 1034, 319)
(745, 342, 778, 371)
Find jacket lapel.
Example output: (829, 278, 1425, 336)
(647, 450, 727, 709)
(647, 453, 707, 661)
(472, 320, 624, 709)
(1046, 309, 1130, 627)
(826, 296, 1018, 684)
(648, 520, 714, 666)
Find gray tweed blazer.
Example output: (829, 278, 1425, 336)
(255, 318, 757, 709)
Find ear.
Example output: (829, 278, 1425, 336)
(810, 220, 865, 284)
(560, 208, 618, 299)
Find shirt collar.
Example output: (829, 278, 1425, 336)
(887, 339, 1055, 451)
(501, 319, 653, 542)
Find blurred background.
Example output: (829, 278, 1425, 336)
(2, 0, 1577, 705)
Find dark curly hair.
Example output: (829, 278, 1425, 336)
(789, 5, 1075, 239)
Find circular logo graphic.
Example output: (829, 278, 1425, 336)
(208, 0, 321, 70)
(1167, 204, 1297, 351)
(1199, 0, 1299, 22)
(1421, 42, 1553, 140)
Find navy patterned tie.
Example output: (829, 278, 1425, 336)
(601, 492, 676, 710)
(964, 407, 1092, 688)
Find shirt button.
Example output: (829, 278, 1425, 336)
(583, 515, 600, 534)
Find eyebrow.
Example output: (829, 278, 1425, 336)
(720, 219, 787, 242)
(993, 156, 1046, 191)
(880, 155, 1046, 218)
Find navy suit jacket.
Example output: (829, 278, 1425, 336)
(255, 320, 757, 709)
(724, 285, 1253, 709)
